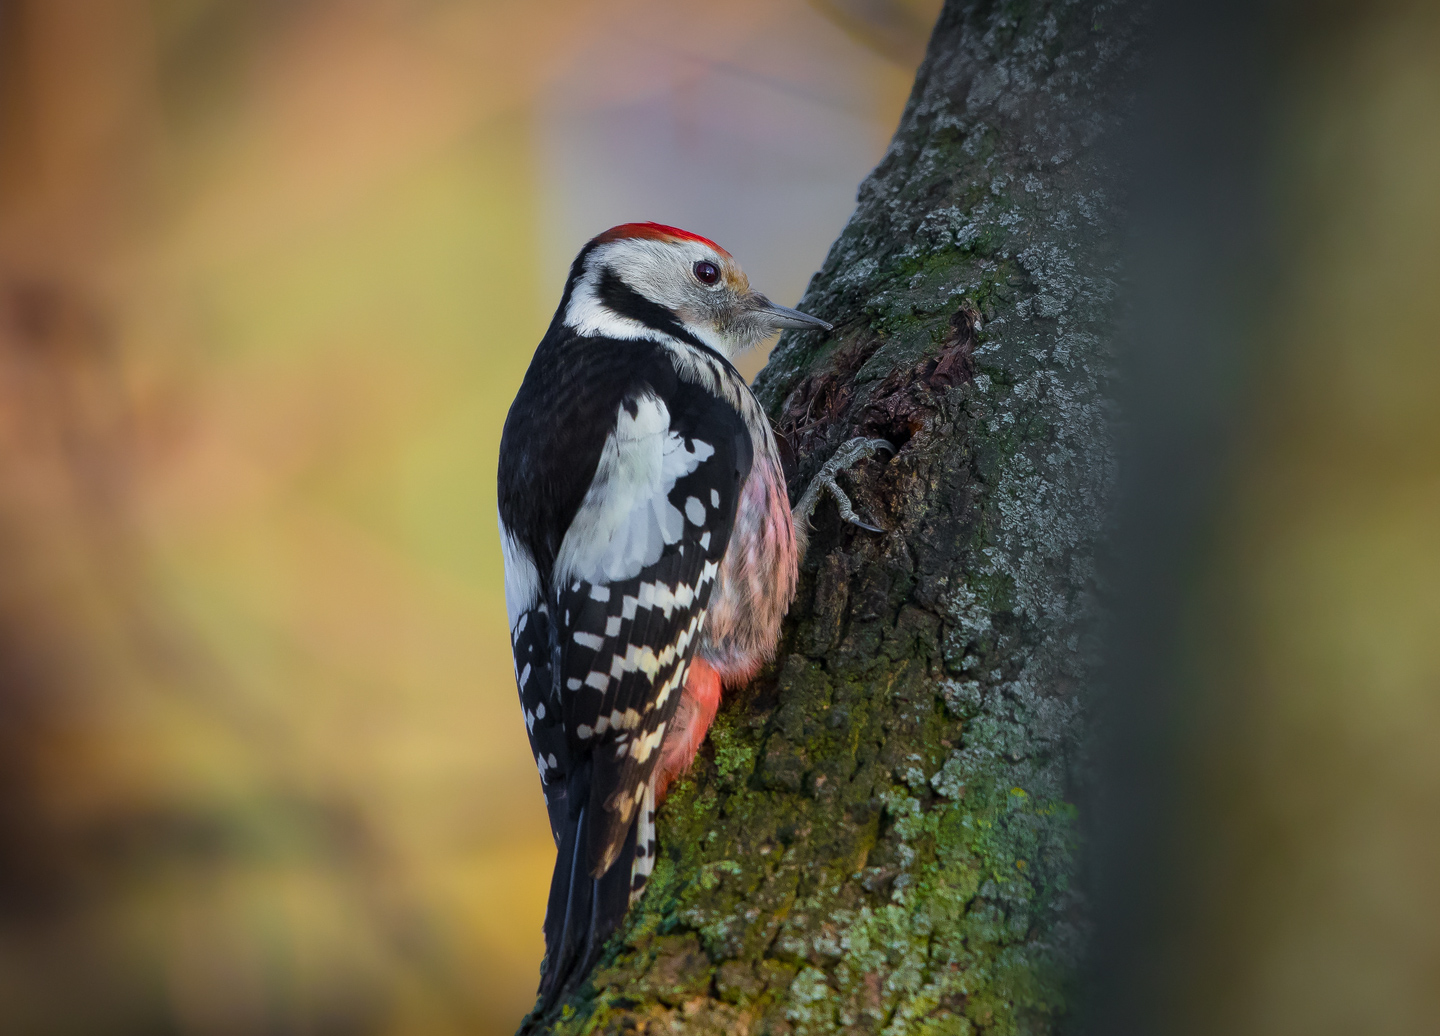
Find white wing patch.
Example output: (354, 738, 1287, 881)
(499, 511, 541, 633)
(554, 394, 714, 587)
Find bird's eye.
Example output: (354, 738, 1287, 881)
(693, 260, 720, 286)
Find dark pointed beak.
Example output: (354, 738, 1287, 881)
(755, 298, 833, 332)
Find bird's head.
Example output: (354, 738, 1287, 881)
(559, 222, 831, 360)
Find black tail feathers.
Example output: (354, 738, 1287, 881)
(521, 768, 639, 1031)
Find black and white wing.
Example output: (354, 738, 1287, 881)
(498, 341, 750, 1008)
(553, 388, 742, 875)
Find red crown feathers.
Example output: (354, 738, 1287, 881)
(592, 222, 731, 258)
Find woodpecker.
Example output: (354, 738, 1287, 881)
(498, 223, 888, 1016)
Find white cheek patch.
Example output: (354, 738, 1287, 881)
(565, 240, 684, 343)
(555, 394, 714, 587)
(566, 278, 654, 341)
(561, 238, 754, 359)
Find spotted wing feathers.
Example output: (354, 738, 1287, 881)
(513, 602, 568, 844)
(556, 544, 720, 887)
(498, 333, 753, 1013)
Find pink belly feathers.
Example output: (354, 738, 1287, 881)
(656, 453, 798, 796)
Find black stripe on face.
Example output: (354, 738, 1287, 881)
(598, 267, 707, 350)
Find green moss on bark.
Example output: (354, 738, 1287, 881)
(531, 1, 1139, 1032)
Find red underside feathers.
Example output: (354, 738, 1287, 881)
(657, 657, 724, 800)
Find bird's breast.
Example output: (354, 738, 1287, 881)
(696, 431, 797, 684)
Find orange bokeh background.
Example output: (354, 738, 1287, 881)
(0, 2, 933, 1032)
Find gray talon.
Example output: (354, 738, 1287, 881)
(794, 437, 895, 532)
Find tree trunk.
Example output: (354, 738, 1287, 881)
(537, 2, 1142, 1033)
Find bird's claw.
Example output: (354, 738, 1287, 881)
(795, 437, 895, 532)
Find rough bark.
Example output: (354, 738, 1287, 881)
(539, 3, 1142, 1032)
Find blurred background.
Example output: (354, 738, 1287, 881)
(0, 1, 936, 1031)
(1090, 4, 1440, 1036)
(7, 2, 1440, 1035)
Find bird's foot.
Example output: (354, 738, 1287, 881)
(794, 437, 895, 532)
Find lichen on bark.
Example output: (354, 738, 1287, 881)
(536, 2, 1140, 1033)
